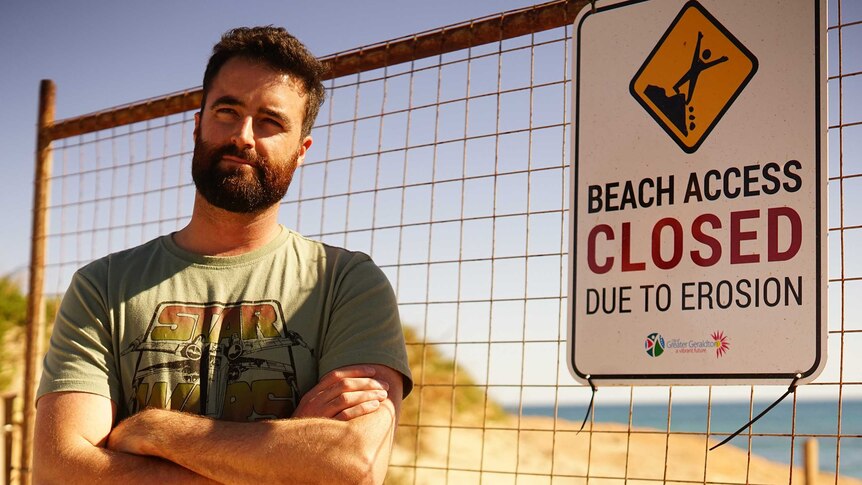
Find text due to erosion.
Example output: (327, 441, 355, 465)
(582, 161, 806, 316)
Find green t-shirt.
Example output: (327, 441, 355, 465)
(38, 226, 412, 421)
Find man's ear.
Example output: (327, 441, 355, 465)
(296, 136, 313, 167)
(193, 111, 201, 140)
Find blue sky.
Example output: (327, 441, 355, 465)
(0, 0, 544, 277)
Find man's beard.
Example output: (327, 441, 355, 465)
(191, 136, 300, 213)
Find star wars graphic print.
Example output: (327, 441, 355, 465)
(122, 300, 313, 421)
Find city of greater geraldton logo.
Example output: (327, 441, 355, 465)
(661, 332, 732, 358)
(630, 0, 758, 153)
(712, 330, 730, 358)
(645, 332, 666, 357)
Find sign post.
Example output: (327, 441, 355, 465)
(568, 0, 827, 385)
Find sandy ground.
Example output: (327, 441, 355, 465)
(387, 415, 861, 485)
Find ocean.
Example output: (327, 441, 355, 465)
(512, 400, 862, 479)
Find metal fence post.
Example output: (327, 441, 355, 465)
(21, 79, 55, 485)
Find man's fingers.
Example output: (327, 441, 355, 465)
(326, 389, 388, 417)
(295, 388, 388, 419)
(333, 395, 385, 421)
(293, 365, 392, 419)
(307, 376, 388, 404)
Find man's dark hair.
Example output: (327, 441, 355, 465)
(202, 26, 326, 138)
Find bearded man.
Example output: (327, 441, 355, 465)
(34, 26, 412, 485)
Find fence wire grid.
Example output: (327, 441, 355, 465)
(16, 0, 862, 484)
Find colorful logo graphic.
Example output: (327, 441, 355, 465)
(630, 0, 758, 153)
(645, 332, 665, 357)
(711, 331, 730, 358)
(123, 301, 313, 421)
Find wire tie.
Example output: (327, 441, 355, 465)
(591, 0, 597, 14)
(577, 375, 597, 435)
(709, 374, 802, 451)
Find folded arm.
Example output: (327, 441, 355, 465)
(33, 392, 218, 484)
(107, 364, 403, 485)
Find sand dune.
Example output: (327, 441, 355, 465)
(388, 415, 861, 485)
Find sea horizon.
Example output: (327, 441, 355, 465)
(507, 399, 862, 479)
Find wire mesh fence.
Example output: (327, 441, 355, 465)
(17, 0, 862, 483)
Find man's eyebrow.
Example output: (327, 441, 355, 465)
(211, 95, 243, 107)
(259, 107, 291, 127)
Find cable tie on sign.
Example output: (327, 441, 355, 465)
(709, 374, 802, 451)
(590, 0, 597, 14)
(577, 375, 597, 435)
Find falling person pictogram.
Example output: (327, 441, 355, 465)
(642, 31, 728, 136)
(674, 31, 728, 103)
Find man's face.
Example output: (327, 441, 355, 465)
(192, 57, 312, 213)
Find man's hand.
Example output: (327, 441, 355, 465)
(293, 365, 390, 420)
(106, 409, 159, 456)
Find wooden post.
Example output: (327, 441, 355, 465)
(805, 438, 819, 485)
(20, 80, 55, 485)
(2, 394, 15, 485)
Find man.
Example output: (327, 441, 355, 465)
(34, 27, 412, 484)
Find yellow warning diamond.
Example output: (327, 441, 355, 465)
(630, 0, 758, 153)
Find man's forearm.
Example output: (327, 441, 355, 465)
(109, 406, 395, 485)
(34, 441, 219, 485)
(33, 392, 220, 485)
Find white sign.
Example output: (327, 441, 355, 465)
(567, 0, 827, 385)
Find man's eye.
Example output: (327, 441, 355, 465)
(262, 118, 283, 129)
(216, 107, 239, 116)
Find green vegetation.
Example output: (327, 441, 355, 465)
(387, 326, 508, 484)
(0, 276, 27, 390)
(399, 326, 506, 428)
(0, 277, 61, 391)
(0, 277, 26, 327)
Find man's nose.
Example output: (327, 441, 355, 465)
(231, 116, 255, 149)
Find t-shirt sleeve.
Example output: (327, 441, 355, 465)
(318, 253, 413, 397)
(37, 268, 122, 405)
